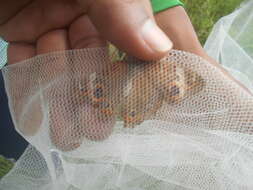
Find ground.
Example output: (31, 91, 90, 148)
(0, 0, 245, 179)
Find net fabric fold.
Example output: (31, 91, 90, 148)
(0, 47, 253, 190)
(204, 0, 253, 92)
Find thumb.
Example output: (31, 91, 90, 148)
(82, 0, 173, 60)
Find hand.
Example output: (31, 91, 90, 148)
(0, 0, 212, 151)
(0, 0, 177, 63)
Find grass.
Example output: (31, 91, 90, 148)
(0, 156, 14, 179)
(183, 0, 245, 45)
(0, 0, 246, 180)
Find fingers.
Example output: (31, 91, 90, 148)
(154, 6, 206, 58)
(69, 15, 117, 142)
(37, 18, 116, 149)
(0, 0, 84, 43)
(7, 29, 69, 64)
(7, 42, 36, 64)
(2, 0, 173, 61)
(0, 0, 31, 24)
(68, 15, 106, 49)
(6, 16, 117, 150)
(36, 29, 81, 150)
(36, 29, 70, 82)
(77, 103, 116, 141)
(83, 0, 172, 60)
(154, 7, 252, 95)
(36, 29, 70, 54)
(6, 43, 37, 135)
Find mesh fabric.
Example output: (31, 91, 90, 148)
(1, 1, 253, 189)
(0, 48, 253, 190)
(205, 0, 253, 92)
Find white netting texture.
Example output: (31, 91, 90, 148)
(0, 47, 253, 190)
(205, 0, 253, 91)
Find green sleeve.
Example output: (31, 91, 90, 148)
(151, 0, 184, 14)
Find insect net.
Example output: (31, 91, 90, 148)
(204, 0, 253, 91)
(0, 1, 253, 190)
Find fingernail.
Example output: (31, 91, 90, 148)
(141, 19, 173, 52)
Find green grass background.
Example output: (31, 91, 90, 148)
(0, 0, 245, 179)
(183, 0, 245, 45)
(0, 156, 14, 179)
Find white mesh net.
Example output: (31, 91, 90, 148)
(204, 0, 253, 92)
(1, 1, 253, 190)
(1, 47, 253, 190)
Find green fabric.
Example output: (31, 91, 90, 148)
(151, 0, 184, 13)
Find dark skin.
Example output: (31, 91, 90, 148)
(6, 0, 247, 150)
(0, 0, 209, 64)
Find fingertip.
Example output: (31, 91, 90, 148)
(36, 29, 70, 55)
(141, 19, 173, 55)
(87, 0, 172, 61)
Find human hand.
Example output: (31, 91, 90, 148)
(0, 0, 177, 63)
(0, 0, 212, 151)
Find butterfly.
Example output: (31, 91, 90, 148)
(119, 64, 164, 128)
(120, 59, 205, 128)
(81, 58, 205, 128)
(80, 61, 128, 116)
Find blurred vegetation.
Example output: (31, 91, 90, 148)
(183, 0, 245, 45)
(0, 0, 247, 180)
(0, 155, 14, 179)
(112, 0, 245, 60)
